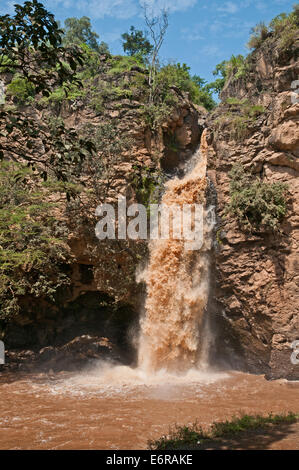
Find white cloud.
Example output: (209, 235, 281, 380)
(202, 44, 221, 56)
(1, 0, 197, 19)
(217, 1, 239, 14)
(139, 0, 197, 14)
(67, 0, 138, 19)
(39, 0, 137, 19)
(181, 27, 204, 41)
(101, 30, 122, 42)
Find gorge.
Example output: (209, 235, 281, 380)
(0, 0, 298, 451)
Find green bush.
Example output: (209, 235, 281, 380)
(0, 162, 72, 320)
(155, 63, 216, 110)
(6, 74, 35, 104)
(148, 413, 298, 450)
(215, 99, 265, 141)
(131, 165, 165, 208)
(247, 22, 269, 50)
(207, 55, 248, 96)
(247, 6, 299, 50)
(226, 163, 288, 232)
(226, 55, 248, 80)
(141, 101, 172, 130)
(107, 55, 146, 75)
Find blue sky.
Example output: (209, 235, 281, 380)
(0, 0, 296, 83)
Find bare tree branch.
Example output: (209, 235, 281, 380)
(141, 2, 169, 103)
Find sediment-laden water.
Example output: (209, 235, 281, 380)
(0, 367, 298, 450)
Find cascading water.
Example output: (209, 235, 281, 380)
(138, 130, 215, 373)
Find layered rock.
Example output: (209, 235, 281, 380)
(205, 32, 299, 379)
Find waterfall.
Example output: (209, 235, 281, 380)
(138, 130, 214, 373)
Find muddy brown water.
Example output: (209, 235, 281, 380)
(0, 363, 298, 450)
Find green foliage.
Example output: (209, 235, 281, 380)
(40, 44, 106, 109)
(6, 74, 35, 104)
(208, 55, 247, 96)
(44, 82, 82, 104)
(211, 413, 298, 437)
(247, 22, 269, 50)
(0, 0, 84, 96)
(131, 165, 165, 208)
(141, 101, 172, 130)
(62, 16, 109, 54)
(148, 413, 298, 450)
(121, 26, 153, 60)
(148, 422, 208, 450)
(226, 55, 248, 80)
(215, 99, 265, 141)
(0, 1, 95, 182)
(140, 62, 215, 130)
(209, 60, 227, 94)
(191, 75, 216, 111)
(155, 63, 216, 110)
(269, 7, 299, 49)
(0, 161, 72, 320)
(226, 163, 288, 232)
(247, 6, 299, 50)
(107, 55, 146, 75)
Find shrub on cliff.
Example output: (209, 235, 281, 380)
(155, 63, 216, 110)
(0, 162, 73, 321)
(247, 5, 299, 50)
(6, 75, 35, 104)
(214, 99, 265, 141)
(226, 163, 288, 232)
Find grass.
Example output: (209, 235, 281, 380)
(148, 412, 299, 450)
(215, 99, 266, 141)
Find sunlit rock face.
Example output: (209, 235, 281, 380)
(205, 31, 299, 380)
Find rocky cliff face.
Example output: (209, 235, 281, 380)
(205, 32, 299, 379)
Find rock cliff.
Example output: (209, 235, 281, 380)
(205, 30, 299, 379)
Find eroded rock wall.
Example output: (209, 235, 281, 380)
(205, 34, 299, 379)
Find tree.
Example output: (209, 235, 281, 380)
(191, 77, 216, 111)
(63, 16, 109, 54)
(121, 26, 153, 59)
(154, 64, 216, 111)
(207, 55, 246, 97)
(0, 0, 95, 184)
(206, 61, 227, 96)
(142, 3, 169, 102)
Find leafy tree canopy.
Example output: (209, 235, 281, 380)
(63, 16, 109, 54)
(207, 55, 247, 96)
(121, 26, 153, 59)
(0, 0, 95, 183)
(155, 63, 216, 111)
